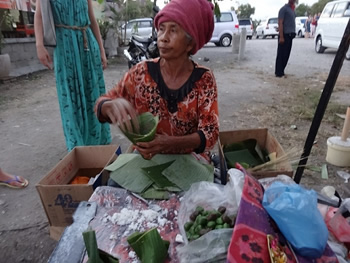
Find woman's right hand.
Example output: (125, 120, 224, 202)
(36, 45, 53, 69)
(101, 98, 140, 133)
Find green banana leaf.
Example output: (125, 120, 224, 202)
(127, 228, 169, 263)
(122, 112, 159, 144)
(141, 187, 170, 200)
(83, 230, 119, 263)
(105, 153, 138, 172)
(224, 149, 263, 169)
(223, 139, 267, 163)
(110, 155, 155, 193)
(141, 161, 176, 188)
(160, 154, 214, 191)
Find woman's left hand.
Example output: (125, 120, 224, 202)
(135, 134, 171, 160)
(101, 51, 107, 70)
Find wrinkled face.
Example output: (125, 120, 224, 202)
(157, 21, 195, 59)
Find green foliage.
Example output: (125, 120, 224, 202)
(0, 10, 14, 54)
(295, 3, 311, 16)
(295, 0, 333, 16)
(237, 4, 255, 19)
(252, 19, 261, 31)
(97, 19, 112, 41)
(311, 0, 333, 14)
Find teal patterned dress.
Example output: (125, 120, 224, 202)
(50, 0, 111, 151)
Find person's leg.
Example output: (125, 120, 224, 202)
(0, 168, 28, 188)
(282, 35, 293, 74)
(275, 36, 285, 77)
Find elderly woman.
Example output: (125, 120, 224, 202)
(95, 0, 219, 162)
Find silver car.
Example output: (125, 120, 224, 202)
(210, 11, 239, 47)
(120, 18, 153, 44)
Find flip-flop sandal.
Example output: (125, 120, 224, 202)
(0, 176, 29, 189)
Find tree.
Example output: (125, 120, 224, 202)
(237, 3, 255, 19)
(295, 3, 311, 16)
(311, 0, 333, 14)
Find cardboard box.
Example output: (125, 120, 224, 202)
(36, 145, 121, 240)
(218, 128, 293, 184)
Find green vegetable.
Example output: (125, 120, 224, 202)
(199, 217, 208, 226)
(223, 223, 231, 228)
(192, 234, 200, 240)
(195, 206, 204, 214)
(190, 210, 199, 221)
(195, 224, 202, 234)
(216, 217, 223, 225)
(184, 222, 193, 231)
(215, 225, 223, 229)
(207, 221, 216, 229)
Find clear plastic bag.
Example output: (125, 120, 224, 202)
(262, 181, 329, 258)
(176, 168, 244, 263)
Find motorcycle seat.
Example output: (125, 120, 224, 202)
(132, 35, 153, 44)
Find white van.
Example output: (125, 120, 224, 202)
(295, 16, 308, 37)
(256, 17, 279, 39)
(210, 11, 239, 47)
(314, 0, 350, 60)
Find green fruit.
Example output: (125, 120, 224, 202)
(207, 221, 216, 229)
(216, 217, 223, 225)
(199, 217, 208, 226)
(189, 225, 195, 235)
(192, 234, 200, 240)
(184, 221, 193, 231)
(202, 210, 209, 216)
(195, 224, 202, 234)
(215, 224, 223, 229)
(195, 206, 204, 214)
(223, 223, 231, 228)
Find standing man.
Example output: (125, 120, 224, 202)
(275, 0, 297, 78)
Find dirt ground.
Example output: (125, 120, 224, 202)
(0, 38, 350, 262)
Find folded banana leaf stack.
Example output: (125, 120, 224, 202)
(223, 139, 270, 169)
(105, 153, 214, 199)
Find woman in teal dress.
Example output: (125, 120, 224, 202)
(34, 0, 111, 151)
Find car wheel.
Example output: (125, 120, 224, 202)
(315, 36, 326, 54)
(248, 36, 252, 40)
(272, 35, 275, 39)
(256, 35, 259, 39)
(262, 31, 266, 39)
(298, 30, 302, 38)
(214, 42, 220, 47)
(220, 34, 232, 47)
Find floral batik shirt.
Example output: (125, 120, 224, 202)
(96, 58, 219, 160)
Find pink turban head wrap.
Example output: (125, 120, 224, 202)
(154, 0, 214, 55)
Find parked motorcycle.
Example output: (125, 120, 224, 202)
(124, 6, 160, 69)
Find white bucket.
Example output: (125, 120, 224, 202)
(326, 136, 350, 167)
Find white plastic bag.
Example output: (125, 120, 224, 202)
(176, 168, 244, 263)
